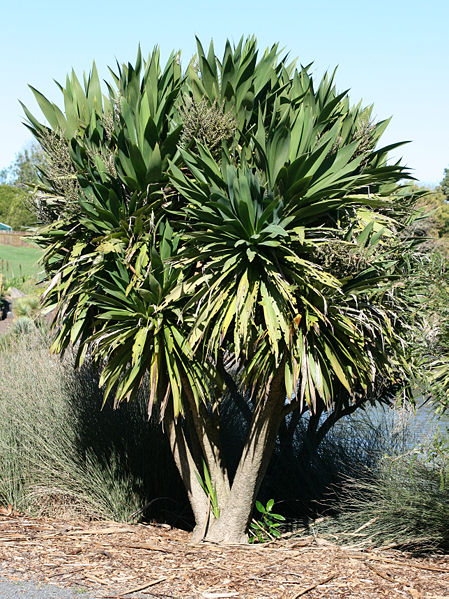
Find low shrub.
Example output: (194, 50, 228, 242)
(286, 411, 449, 553)
(0, 315, 46, 351)
(301, 449, 449, 552)
(11, 316, 36, 335)
(13, 295, 40, 319)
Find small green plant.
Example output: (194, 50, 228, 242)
(13, 295, 40, 319)
(249, 499, 285, 543)
(195, 460, 220, 519)
(11, 316, 36, 335)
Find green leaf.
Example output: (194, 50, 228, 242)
(324, 344, 352, 393)
(132, 327, 148, 366)
(29, 86, 62, 130)
(147, 143, 162, 182)
(255, 500, 265, 514)
(357, 221, 374, 247)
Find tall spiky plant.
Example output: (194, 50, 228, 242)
(25, 37, 419, 544)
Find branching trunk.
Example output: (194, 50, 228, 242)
(279, 405, 305, 456)
(313, 399, 365, 448)
(217, 351, 252, 426)
(201, 364, 286, 544)
(164, 362, 286, 545)
(164, 365, 369, 545)
(303, 405, 323, 456)
(164, 381, 230, 542)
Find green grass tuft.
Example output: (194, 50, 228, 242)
(292, 436, 449, 552)
(0, 330, 186, 523)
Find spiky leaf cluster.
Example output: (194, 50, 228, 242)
(25, 37, 419, 417)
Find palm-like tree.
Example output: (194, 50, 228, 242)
(26, 37, 418, 543)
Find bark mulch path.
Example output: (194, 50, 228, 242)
(1, 512, 449, 598)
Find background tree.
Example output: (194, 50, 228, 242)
(0, 143, 46, 188)
(440, 167, 449, 201)
(0, 185, 36, 229)
(411, 184, 449, 244)
(0, 144, 45, 228)
(407, 172, 449, 411)
(25, 38, 420, 544)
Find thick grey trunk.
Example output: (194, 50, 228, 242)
(164, 401, 231, 542)
(164, 364, 286, 545)
(202, 364, 286, 544)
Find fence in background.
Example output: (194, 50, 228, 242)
(0, 231, 34, 248)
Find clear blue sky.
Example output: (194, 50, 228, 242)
(1, 0, 447, 186)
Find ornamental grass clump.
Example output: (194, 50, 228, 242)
(293, 408, 449, 553)
(0, 332, 136, 519)
(308, 452, 449, 553)
(0, 331, 185, 522)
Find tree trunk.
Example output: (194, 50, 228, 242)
(181, 377, 231, 513)
(164, 362, 286, 545)
(164, 409, 211, 539)
(164, 392, 231, 542)
(201, 365, 286, 544)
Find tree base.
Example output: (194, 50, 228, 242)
(190, 521, 249, 545)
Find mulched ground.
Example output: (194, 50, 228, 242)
(1, 512, 449, 598)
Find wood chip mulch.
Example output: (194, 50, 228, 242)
(1, 512, 449, 598)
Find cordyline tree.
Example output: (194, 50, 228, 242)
(24, 37, 419, 544)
